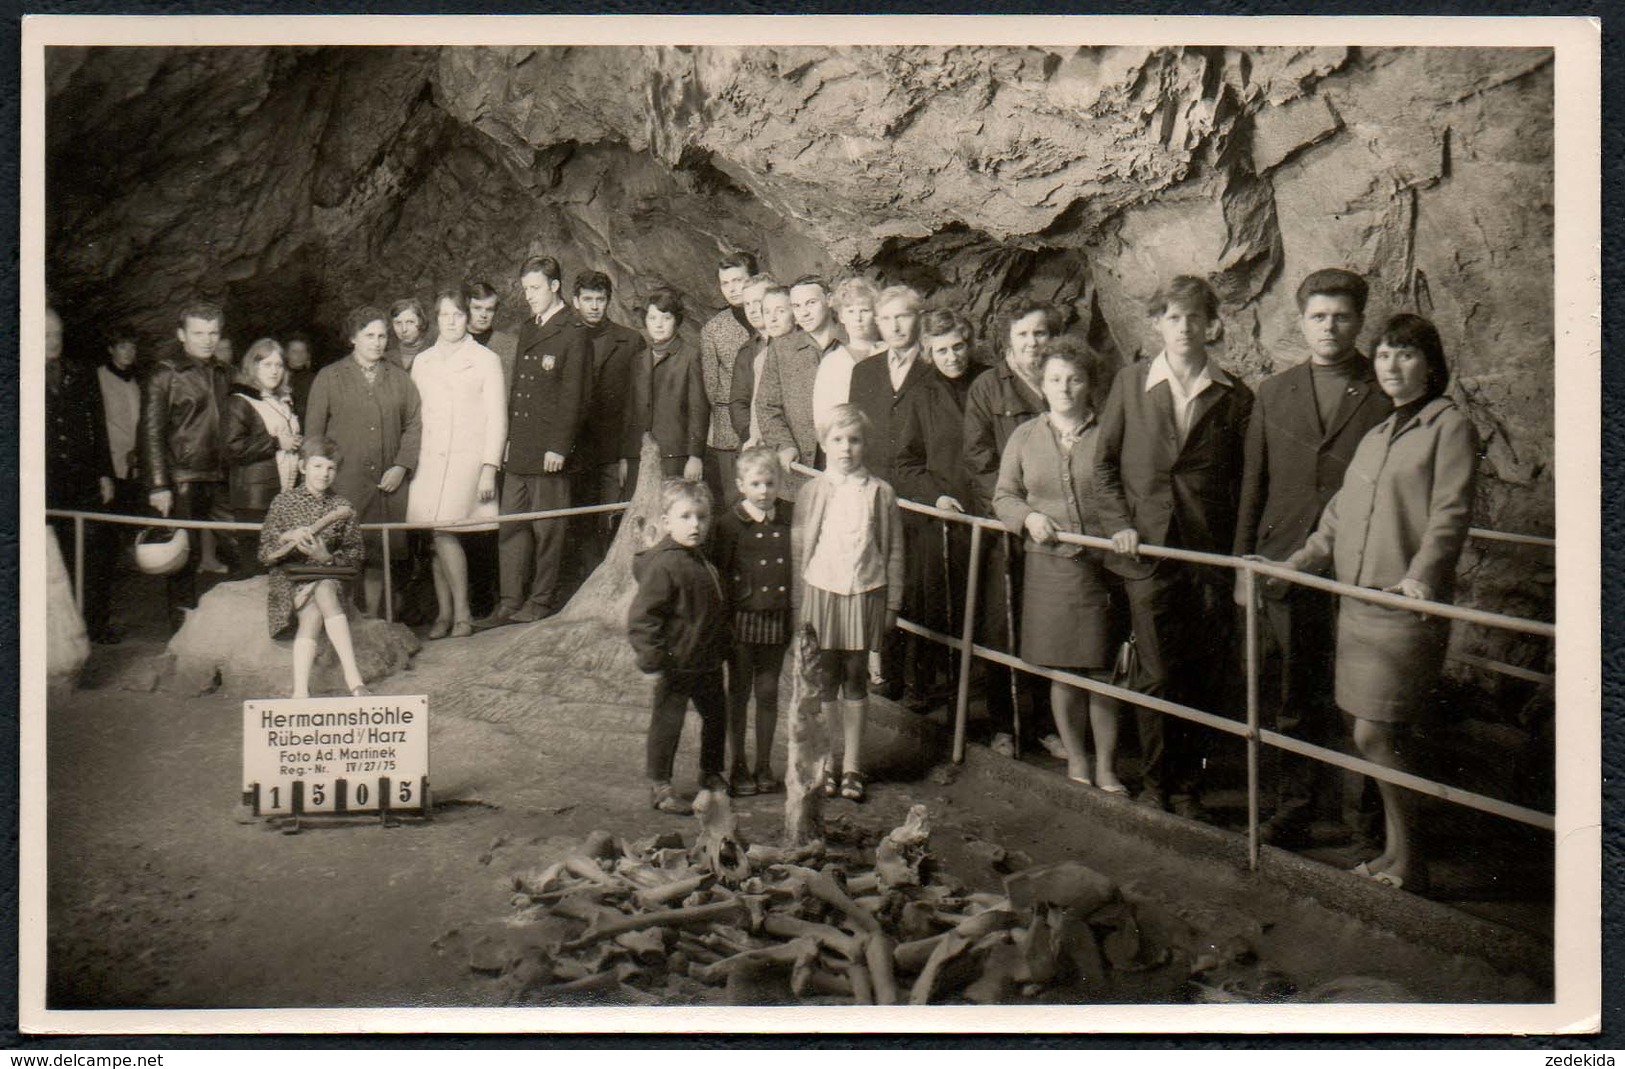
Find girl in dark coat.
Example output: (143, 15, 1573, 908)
(223, 338, 302, 575)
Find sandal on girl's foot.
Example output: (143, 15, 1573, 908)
(427, 618, 451, 640)
(754, 769, 783, 795)
(839, 771, 867, 802)
(990, 733, 1016, 758)
(650, 783, 693, 815)
(1066, 768, 1093, 787)
(728, 769, 758, 797)
(1040, 734, 1070, 760)
(450, 619, 473, 639)
(822, 770, 840, 798)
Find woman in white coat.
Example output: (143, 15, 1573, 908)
(407, 288, 508, 638)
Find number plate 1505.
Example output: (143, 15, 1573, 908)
(243, 695, 429, 816)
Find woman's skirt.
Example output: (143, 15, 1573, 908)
(1334, 595, 1450, 723)
(1020, 549, 1115, 670)
(802, 585, 888, 652)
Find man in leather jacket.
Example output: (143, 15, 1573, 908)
(140, 301, 230, 630)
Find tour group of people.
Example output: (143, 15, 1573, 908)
(45, 253, 1478, 894)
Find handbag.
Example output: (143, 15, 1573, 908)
(280, 561, 360, 582)
(1111, 632, 1144, 692)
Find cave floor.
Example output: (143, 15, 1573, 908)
(41, 566, 1553, 1013)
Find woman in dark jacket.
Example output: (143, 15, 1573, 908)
(223, 338, 302, 576)
(893, 309, 987, 706)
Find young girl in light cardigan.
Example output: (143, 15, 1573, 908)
(792, 404, 904, 802)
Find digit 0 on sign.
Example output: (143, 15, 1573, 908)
(355, 782, 370, 807)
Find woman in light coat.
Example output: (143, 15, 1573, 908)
(1278, 313, 1478, 896)
(407, 288, 507, 638)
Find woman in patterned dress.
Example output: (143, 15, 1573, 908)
(258, 436, 369, 698)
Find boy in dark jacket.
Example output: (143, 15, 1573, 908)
(627, 478, 731, 814)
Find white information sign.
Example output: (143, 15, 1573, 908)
(242, 695, 430, 816)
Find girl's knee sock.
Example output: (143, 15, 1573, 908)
(840, 696, 867, 775)
(322, 613, 364, 690)
(821, 700, 842, 769)
(292, 636, 318, 698)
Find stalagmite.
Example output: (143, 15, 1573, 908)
(782, 624, 829, 849)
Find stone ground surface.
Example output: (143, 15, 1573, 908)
(42, 564, 1553, 1011)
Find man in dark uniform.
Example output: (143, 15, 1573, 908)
(140, 300, 231, 632)
(45, 306, 117, 643)
(570, 269, 643, 574)
(1234, 268, 1393, 846)
(478, 256, 591, 629)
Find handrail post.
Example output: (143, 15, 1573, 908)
(381, 532, 394, 624)
(1243, 565, 1260, 873)
(952, 523, 984, 765)
(1002, 530, 1021, 758)
(73, 515, 85, 620)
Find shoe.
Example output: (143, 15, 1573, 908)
(427, 618, 451, 639)
(903, 688, 935, 714)
(1350, 861, 1375, 877)
(839, 770, 867, 803)
(1067, 770, 1093, 787)
(1258, 814, 1314, 849)
(472, 609, 519, 631)
(1170, 795, 1207, 821)
(728, 769, 758, 797)
(450, 620, 473, 638)
(700, 772, 729, 793)
(512, 605, 558, 624)
(1098, 782, 1130, 796)
(199, 560, 229, 575)
(822, 770, 839, 798)
(1039, 734, 1069, 760)
(351, 685, 372, 697)
(650, 783, 693, 815)
(1136, 787, 1166, 811)
(990, 733, 1016, 758)
(753, 768, 783, 795)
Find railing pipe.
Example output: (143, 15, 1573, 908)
(73, 514, 85, 620)
(1243, 568, 1260, 873)
(951, 523, 984, 765)
(1002, 530, 1021, 759)
(381, 532, 394, 624)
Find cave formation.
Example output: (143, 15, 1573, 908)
(45, 42, 1557, 717)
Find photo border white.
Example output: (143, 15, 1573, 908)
(17, 13, 1603, 1036)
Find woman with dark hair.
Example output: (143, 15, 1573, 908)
(222, 337, 302, 575)
(962, 297, 1070, 760)
(1278, 312, 1477, 895)
(406, 288, 507, 638)
(304, 305, 423, 617)
(994, 337, 1126, 790)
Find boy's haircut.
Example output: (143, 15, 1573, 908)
(745, 273, 780, 291)
(1295, 268, 1369, 314)
(467, 280, 500, 303)
(735, 445, 784, 481)
(177, 301, 224, 329)
(761, 285, 791, 303)
(1373, 313, 1450, 402)
(920, 308, 973, 342)
(520, 255, 563, 286)
(237, 337, 288, 389)
(300, 435, 341, 464)
(344, 305, 388, 341)
(644, 287, 686, 326)
(817, 401, 872, 444)
(790, 274, 828, 294)
(875, 284, 924, 314)
(1146, 275, 1221, 320)
(285, 330, 312, 348)
(388, 296, 427, 323)
(106, 325, 138, 347)
(574, 270, 613, 298)
(832, 275, 880, 308)
(996, 298, 1065, 348)
(718, 251, 759, 276)
(434, 286, 471, 316)
(660, 476, 712, 516)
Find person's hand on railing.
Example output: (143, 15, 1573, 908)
(1246, 553, 1292, 598)
(885, 608, 898, 631)
(1384, 577, 1433, 601)
(1233, 569, 1250, 608)
(542, 451, 565, 474)
(1024, 511, 1059, 545)
(618, 458, 629, 487)
(378, 465, 408, 493)
(935, 495, 965, 514)
(477, 464, 498, 503)
(1110, 527, 1140, 558)
(776, 446, 799, 474)
(685, 456, 706, 483)
(99, 477, 114, 506)
(149, 489, 173, 517)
